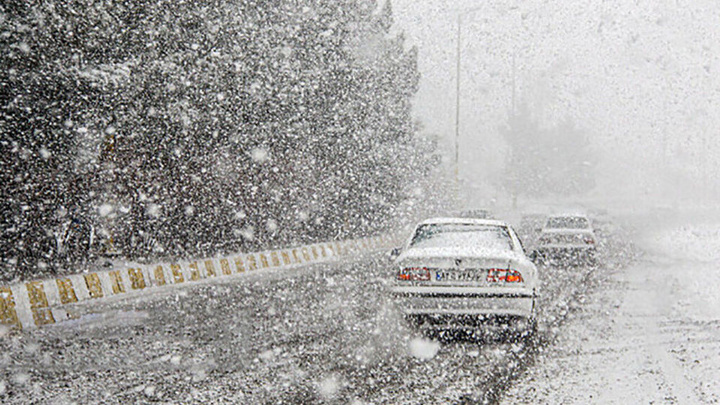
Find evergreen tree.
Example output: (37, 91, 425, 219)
(0, 0, 429, 279)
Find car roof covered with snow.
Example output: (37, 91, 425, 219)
(418, 217, 509, 227)
(547, 212, 590, 218)
(542, 213, 594, 234)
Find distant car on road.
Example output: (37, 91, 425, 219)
(389, 217, 538, 339)
(517, 213, 547, 248)
(533, 213, 597, 265)
(458, 209, 494, 220)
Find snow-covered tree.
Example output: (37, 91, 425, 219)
(1, 0, 431, 278)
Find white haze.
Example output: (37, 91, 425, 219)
(392, 0, 720, 208)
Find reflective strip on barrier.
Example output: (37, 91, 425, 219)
(32, 307, 55, 326)
(234, 257, 245, 273)
(109, 271, 126, 294)
(246, 255, 258, 271)
(26, 281, 46, 308)
(220, 258, 232, 275)
(170, 264, 184, 283)
(204, 260, 217, 278)
(26, 282, 54, 326)
(259, 254, 269, 269)
(0, 286, 20, 328)
(56, 278, 78, 305)
(84, 273, 104, 298)
(154, 265, 167, 286)
(189, 262, 201, 281)
(301, 248, 310, 261)
(281, 251, 291, 265)
(128, 268, 146, 290)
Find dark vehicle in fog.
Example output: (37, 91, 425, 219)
(533, 213, 597, 265)
(458, 208, 494, 220)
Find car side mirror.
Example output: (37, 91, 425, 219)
(388, 247, 401, 261)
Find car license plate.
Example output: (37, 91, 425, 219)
(436, 270, 485, 282)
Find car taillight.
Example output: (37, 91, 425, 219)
(486, 269, 524, 283)
(397, 267, 431, 281)
(504, 269, 524, 283)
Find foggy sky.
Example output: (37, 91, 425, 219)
(392, 0, 720, 205)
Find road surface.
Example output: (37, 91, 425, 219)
(503, 211, 720, 404)
(0, 219, 631, 404)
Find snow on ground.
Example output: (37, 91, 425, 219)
(0, 216, 634, 403)
(502, 210, 720, 404)
(644, 224, 720, 321)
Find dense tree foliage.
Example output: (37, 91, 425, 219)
(0, 0, 430, 280)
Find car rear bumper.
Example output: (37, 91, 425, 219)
(535, 246, 596, 260)
(404, 313, 535, 333)
(390, 286, 535, 322)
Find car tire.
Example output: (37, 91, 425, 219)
(521, 296, 539, 343)
(517, 317, 538, 345)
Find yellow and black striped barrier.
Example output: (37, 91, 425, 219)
(0, 235, 399, 330)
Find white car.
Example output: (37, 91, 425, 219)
(389, 218, 538, 337)
(533, 213, 597, 265)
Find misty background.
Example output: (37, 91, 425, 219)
(393, 0, 720, 205)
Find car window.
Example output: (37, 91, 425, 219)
(541, 233, 591, 244)
(546, 216, 590, 229)
(409, 224, 513, 251)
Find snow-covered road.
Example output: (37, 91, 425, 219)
(503, 212, 720, 404)
(0, 218, 629, 404)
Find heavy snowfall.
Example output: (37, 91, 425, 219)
(1, 0, 720, 404)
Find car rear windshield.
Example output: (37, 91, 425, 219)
(541, 233, 592, 244)
(409, 224, 513, 251)
(546, 216, 590, 229)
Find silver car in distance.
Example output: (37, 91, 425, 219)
(533, 213, 598, 266)
(390, 218, 538, 337)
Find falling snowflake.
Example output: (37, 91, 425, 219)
(266, 219, 278, 232)
(98, 204, 114, 217)
(318, 374, 341, 399)
(408, 338, 440, 360)
(146, 204, 161, 218)
(250, 147, 270, 163)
